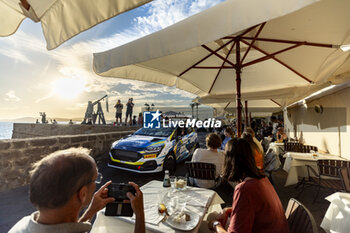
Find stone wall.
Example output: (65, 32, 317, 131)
(0, 130, 134, 192)
(12, 123, 140, 139)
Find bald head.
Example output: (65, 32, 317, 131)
(29, 147, 96, 209)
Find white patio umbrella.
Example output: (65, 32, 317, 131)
(208, 100, 281, 119)
(0, 0, 152, 50)
(194, 95, 284, 123)
(94, 0, 350, 136)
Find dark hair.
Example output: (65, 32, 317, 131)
(225, 127, 233, 137)
(222, 138, 264, 182)
(245, 127, 255, 137)
(206, 133, 222, 149)
(242, 133, 262, 155)
(29, 148, 95, 209)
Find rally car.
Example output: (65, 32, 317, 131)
(108, 127, 199, 173)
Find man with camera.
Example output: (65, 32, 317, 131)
(9, 147, 145, 233)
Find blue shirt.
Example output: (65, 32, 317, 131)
(221, 136, 232, 150)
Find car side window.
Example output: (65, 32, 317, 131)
(186, 127, 193, 135)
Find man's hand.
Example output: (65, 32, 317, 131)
(79, 181, 115, 222)
(127, 182, 145, 233)
(126, 182, 144, 217)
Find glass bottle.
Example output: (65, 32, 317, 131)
(163, 170, 171, 187)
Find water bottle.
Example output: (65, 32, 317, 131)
(163, 170, 171, 187)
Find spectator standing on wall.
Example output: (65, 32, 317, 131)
(138, 113, 143, 126)
(114, 100, 123, 126)
(125, 98, 134, 126)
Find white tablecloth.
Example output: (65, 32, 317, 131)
(267, 142, 285, 156)
(282, 152, 344, 186)
(321, 192, 350, 233)
(90, 180, 224, 233)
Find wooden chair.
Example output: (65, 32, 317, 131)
(285, 198, 318, 233)
(340, 167, 350, 192)
(284, 142, 318, 153)
(305, 160, 350, 201)
(185, 162, 220, 188)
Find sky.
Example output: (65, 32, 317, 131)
(0, 0, 225, 121)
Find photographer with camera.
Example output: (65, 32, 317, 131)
(9, 147, 145, 233)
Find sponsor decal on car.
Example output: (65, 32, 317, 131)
(143, 154, 157, 159)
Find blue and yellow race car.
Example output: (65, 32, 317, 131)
(108, 127, 199, 173)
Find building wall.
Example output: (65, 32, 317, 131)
(284, 87, 350, 159)
(0, 131, 134, 192)
(12, 123, 140, 139)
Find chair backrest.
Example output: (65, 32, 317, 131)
(285, 198, 318, 233)
(340, 167, 350, 192)
(284, 142, 318, 153)
(317, 160, 350, 178)
(185, 162, 216, 180)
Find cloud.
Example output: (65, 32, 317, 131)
(0, 0, 222, 117)
(4, 90, 21, 102)
(35, 91, 54, 103)
(134, 0, 224, 35)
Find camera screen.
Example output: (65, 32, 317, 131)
(108, 183, 136, 201)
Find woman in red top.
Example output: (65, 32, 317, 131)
(209, 138, 289, 233)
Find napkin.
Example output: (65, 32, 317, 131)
(182, 191, 213, 208)
(139, 204, 165, 225)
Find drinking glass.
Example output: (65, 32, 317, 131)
(176, 195, 186, 212)
(170, 176, 176, 187)
(175, 176, 187, 190)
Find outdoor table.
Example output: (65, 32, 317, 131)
(90, 180, 224, 233)
(267, 142, 285, 157)
(282, 152, 344, 186)
(321, 192, 350, 233)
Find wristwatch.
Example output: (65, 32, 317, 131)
(212, 221, 222, 231)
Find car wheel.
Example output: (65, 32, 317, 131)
(163, 152, 176, 174)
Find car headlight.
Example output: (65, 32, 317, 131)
(144, 145, 164, 153)
(111, 141, 119, 149)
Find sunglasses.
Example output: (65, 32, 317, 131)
(95, 172, 103, 184)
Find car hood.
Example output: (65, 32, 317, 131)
(112, 135, 167, 151)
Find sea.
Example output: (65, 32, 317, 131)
(0, 122, 13, 140)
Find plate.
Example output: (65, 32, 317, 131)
(165, 210, 200, 231)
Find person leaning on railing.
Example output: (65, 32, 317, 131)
(209, 138, 289, 233)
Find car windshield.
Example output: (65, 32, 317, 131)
(134, 127, 175, 137)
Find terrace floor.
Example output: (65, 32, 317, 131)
(0, 133, 331, 232)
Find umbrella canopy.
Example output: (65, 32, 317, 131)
(195, 97, 283, 119)
(194, 83, 330, 107)
(94, 0, 350, 135)
(0, 0, 152, 50)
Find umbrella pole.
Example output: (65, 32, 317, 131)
(245, 100, 249, 129)
(249, 112, 252, 127)
(235, 39, 242, 137)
